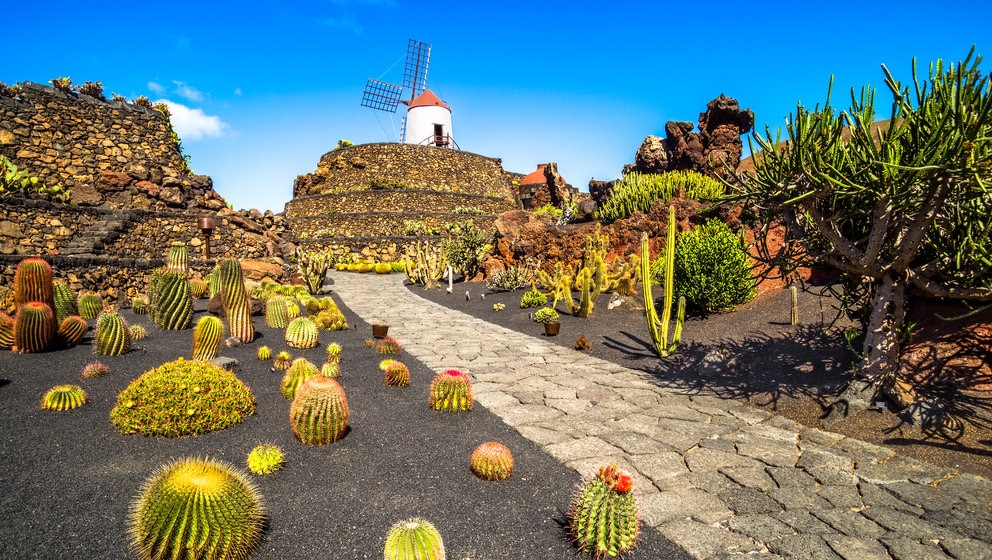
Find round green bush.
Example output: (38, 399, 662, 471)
(664, 219, 756, 312)
(519, 287, 548, 309)
(110, 357, 255, 437)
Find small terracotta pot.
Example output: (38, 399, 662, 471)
(372, 324, 389, 338)
(543, 322, 560, 337)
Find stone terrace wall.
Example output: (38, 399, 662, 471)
(291, 213, 500, 239)
(285, 189, 513, 218)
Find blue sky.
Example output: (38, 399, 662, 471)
(5, 1, 990, 212)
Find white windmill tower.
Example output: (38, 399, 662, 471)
(361, 39, 456, 148)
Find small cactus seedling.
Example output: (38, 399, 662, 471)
(567, 465, 640, 558)
(129, 324, 148, 340)
(428, 369, 473, 412)
(129, 457, 265, 560)
(273, 350, 292, 371)
(246, 444, 285, 475)
(470, 442, 514, 481)
(376, 336, 402, 355)
(384, 362, 410, 387)
(281, 358, 319, 399)
(257, 346, 272, 361)
(383, 518, 446, 560)
(81, 361, 109, 378)
(289, 376, 349, 445)
(285, 316, 319, 349)
(41, 384, 88, 411)
(192, 315, 224, 361)
(326, 342, 342, 363)
(57, 315, 88, 347)
(77, 292, 103, 319)
(320, 361, 341, 379)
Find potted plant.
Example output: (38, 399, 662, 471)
(372, 324, 389, 338)
(534, 307, 560, 336)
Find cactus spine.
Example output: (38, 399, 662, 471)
(192, 315, 224, 360)
(219, 259, 255, 343)
(129, 457, 265, 560)
(383, 518, 446, 560)
(289, 376, 349, 445)
(281, 358, 319, 399)
(641, 206, 684, 357)
(41, 384, 88, 411)
(265, 295, 291, 328)
(428, 369, 473, 412)
(149, 269, 193, 330)
(285, 316, 318, 349)
(470, 442, 514, 481)
(77, 292, 103, 319)
(165, 241, 189, 274)
(52, 280, 78, 324)
(568, 465, 640, 558)
(95, 309, 132, 356)
(13, 301, 56, 353)
(58, 315, 88, 347)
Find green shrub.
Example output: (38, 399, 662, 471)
(532, 203, 563, 219)
(596, 170, 724, 224)
(442, 221, 492, 280)
(658, 219, 756, 311)
(519, 286, 548, 308)
(533, 307, 559, 323)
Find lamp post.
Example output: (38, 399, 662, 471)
(197, 216, 215, 260)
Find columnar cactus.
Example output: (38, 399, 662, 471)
(41, 384, 88, 411)
(129, 457, 265, 560)
(246, 444, 285, 475)
(289, 376, 349, 445)
(57, 315, 88, 347)
(567, 465, 640, 558)
(13, 257, 55, 313)
(95, 309, 132, 356)
(165, 241, 189, 274)
(281, 357, 319, 399)
(428, 369, 473, 412)
(13, 301, 56, 353)
(385, 362, 410, 387)
(383, 518, 446, 560)
(52, 280, 78, 324)
(149, 269, 193, 330)
(77, 292, 104, 319)
(192, 315, 224, 361)
(265, 296, 291, 329)
(285, 316, 318, 349)
(219, 259, 255, 343)
(470, 442, 514, 481)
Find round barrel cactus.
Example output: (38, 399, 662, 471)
(567, 465, 640, 558)
(131, 296, 149, 315)
(189, 277, 208, 300)
(273, 350, 292, 371)
(281, 357, 319, 399)
(265, 296, 291, 329)
(246, 444, 284, 475)
(77, 292, 104, 319)
(57, 315, 88, 347)
(130, 324, 148, 340)
(376, 336, 402, 355)
(428, 369, 473, 412)
(384, 362, 410, 387)
(129, 457, 265, 560)
(289, 376, 349, 445)
(150, 269, 193, 330)
(192, 315, 224, 361)
(14, 301, 56, 353)
(285, 316, 318, 349)
(81, 361, 109, 378)
(95, 309, 132, 356)
(383, 518, 445, 560)
(470, 442, 514, 481)
(41, 384, 87, 411)
(320, 361, 341, 379)
(165, 241, 188, 274)
(257, 345, 272, 361)
(326, 342, 342, 363)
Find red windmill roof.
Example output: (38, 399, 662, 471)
(520, 164, 549, 185)
(405, 89, 450, 110)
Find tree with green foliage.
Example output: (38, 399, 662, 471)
(738, 49, 992, 422)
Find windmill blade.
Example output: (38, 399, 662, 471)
(403, 39, 431, 99)
(361, 79, 404, 113)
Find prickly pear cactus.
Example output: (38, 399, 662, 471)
(470, 442, 514, 481)
(95, 309, 132, 356)
(289, 376, 349, 445)
(567, 465, 640, 558)
(281, 358, 319, 399)
(41, 384, 88, 411)
(192, 315, 224, 361)
(129, 457, 265, 560)
(285, 316, 318, 349)
(428, 369, 473, 412)
(13, 301, 56, 353)
(77, 292, 104, 320)
(57, 315, 88, 347)
(383, 518, 446, 560)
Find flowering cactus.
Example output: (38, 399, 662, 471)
(567, 465, 640, 558)
(428, 369, 473, 412)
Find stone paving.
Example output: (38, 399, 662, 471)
(329, 271, 992, 559)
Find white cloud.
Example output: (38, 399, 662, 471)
(233, 87, 243, 96)
(158, 99, 227, 141)
(147, 81, 165, 95)
(172, 80, 204, 103)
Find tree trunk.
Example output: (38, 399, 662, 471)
(823, 271, 907, 425)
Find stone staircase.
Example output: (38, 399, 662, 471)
(61, 210, 141, 258)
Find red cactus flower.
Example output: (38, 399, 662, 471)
(614, 473, 634, 494)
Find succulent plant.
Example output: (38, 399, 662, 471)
(165, 241, 188, 274)
(378, 359, 397, 371)
(273, 350, 292, 371)
(374, 262, 393, 274)
(286, 299, 300, 319)
(111, 358, 255, 437)
(81, 360, 109, 378)
(189, 277, 208, 299)
(52, 280, 78, 324)
(383, 518, 446, 560)
(0, 312, 13, 350)
(131, 296, 149, 315)
(14, 301, 56, 353)
(470, 442, 514, 481)
(219, 258, 255, 343)
(384, 362, 410, 387)
(289, 376, 349, 445)
(428, 369, 473, 412)
(567, 465, 640, 558)
(95, 309, 132, 356)
(57, 315, 88, 346)
(77, 292, 103, 319)
(376, 336, 402, 355)
(14, 257, 55, 313)
(246, 444, 284, 475)
(41, 384, 87, 411)
(264, 295, 291, 329)
(192, 315, 224, 361)
(285, 316, 319, 349)
(314, 308, 348, 331)
(257, 345, 272, 361)
(281, 357, 319, 399)
(149, 269, 193, 330)
(320, 361, 341, 379)
(130, 324, 148, 340)
(326, 342, 342, 362)
(129, 457, 265, 560)
(205, 267, 222, 299)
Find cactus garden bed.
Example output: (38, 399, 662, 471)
(0, 295, 688, 559)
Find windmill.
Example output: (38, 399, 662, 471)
(361, 39, 455, 148)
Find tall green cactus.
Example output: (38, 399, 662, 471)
(641, 206, 684, 357)
(289, 376, 349, 445)
(52, 280, 78, 324)
(568, 465, 640, 557)
(165, 241, 189, 274)
(265, 295, 290, 328)
(192, 315, 224, 360)
(13, 301, 56, 353)
(95, 309, 132, 356)
(149, 269, 193, 330)
(219, 258, 255, 343)
(13, 257, 55, 314)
